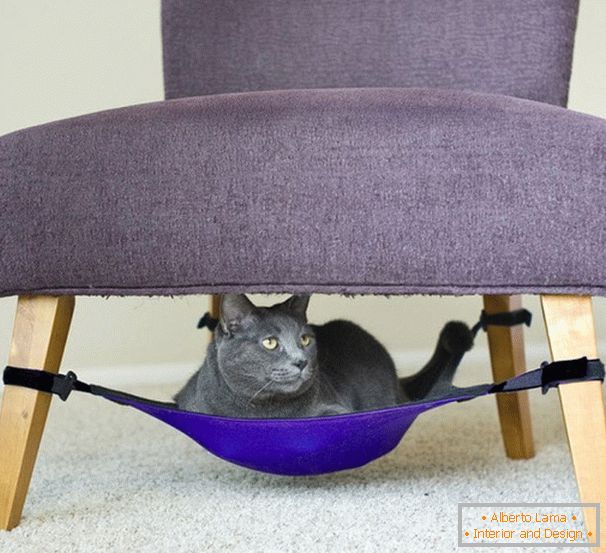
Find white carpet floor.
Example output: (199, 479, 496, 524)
(0, 361, 598, 553)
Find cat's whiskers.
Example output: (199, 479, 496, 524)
(248, 379, 273, 406)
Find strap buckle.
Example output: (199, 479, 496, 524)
(52, 371, 78, 401)
(539, 357, 605, 395)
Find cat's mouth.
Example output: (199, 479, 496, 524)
(268, 366, 316, 396)
(271, 373, 303, 383)
(271, 365, 314, 383)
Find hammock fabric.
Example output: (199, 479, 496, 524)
(2, 310, 604, 476)
(3, 358, 603, 476)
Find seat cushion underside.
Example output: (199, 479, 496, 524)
(1, 87, 605, 297)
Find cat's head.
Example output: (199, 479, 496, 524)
(214, 294, 318, 404)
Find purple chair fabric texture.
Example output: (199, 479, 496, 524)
(162, 0, 579, 106)
(2, 0, 602, 298)
(2, 87, 606, 298)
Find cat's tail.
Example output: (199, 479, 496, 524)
(399, 321, 474, 402)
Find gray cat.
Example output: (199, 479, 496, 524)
(175, 294, 473, 418)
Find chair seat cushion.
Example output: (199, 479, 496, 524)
(1, 87, 605, 297)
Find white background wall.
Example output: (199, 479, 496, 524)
(1, 0, 606, 376)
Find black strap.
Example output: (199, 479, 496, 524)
(3, 357, 604, 406)
(3, 367, 91, 401)
(488, 357, 605, 395)
(471, 308, 532, 337)
(199, 309, 531, 337)
(197, 312, 219, 331)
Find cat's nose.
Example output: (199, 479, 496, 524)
(293, 359, 308, 370)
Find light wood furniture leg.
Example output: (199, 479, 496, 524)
(483, 295, 534, 459)
(208, 295, 221, 342)
(0, 295, 75, 530)
(541, 295, 606, 551)
(210, 294, 221, 319)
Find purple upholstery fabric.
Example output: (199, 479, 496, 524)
(1, 87, 606, 298)
(162, 0, 579, 106)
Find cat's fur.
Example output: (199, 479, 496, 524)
(174, 294, 473, 418)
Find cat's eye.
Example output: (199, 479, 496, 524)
(262, 337, 279, 350)
(300, 334, 312, 347)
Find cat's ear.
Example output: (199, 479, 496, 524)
(220, 294, 256, 335)
(277, 295, 310, 320)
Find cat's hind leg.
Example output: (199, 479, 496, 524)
(399, 321, 473, 401)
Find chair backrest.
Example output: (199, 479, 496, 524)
(162, 0, 579, 106)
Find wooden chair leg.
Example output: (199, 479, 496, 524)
(208, 294, 221, 343)
(0, 295, 74, 530)
(210, 294, 221, 319)
(542, 294, 606, 551)
(483, 295, 534, 459)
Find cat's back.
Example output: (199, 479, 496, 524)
(312, 319, 390, 357)
(311, 319, 400, 410)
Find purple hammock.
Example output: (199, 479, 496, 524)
(2, 357, 604, 476)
